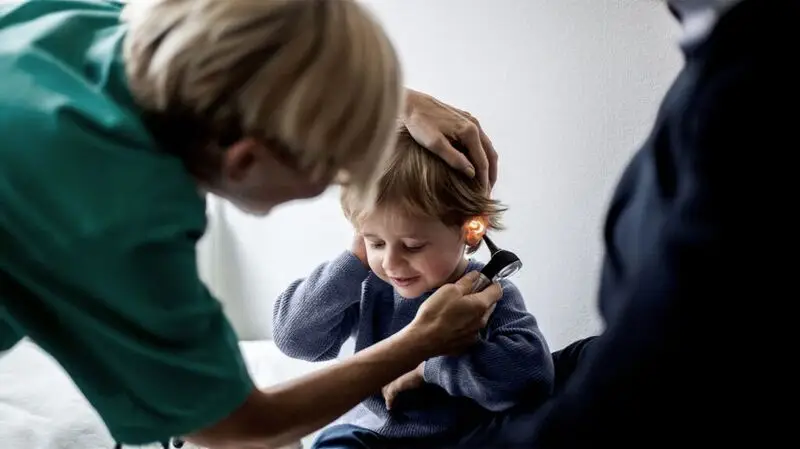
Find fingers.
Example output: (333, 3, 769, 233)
(481, 303, 497, 326)
(405, 117, 474, 177)
(456, 121, 490, 190)
(428, 134, 475, 178)
(482, 132, 499, 188)
(382, 385, 396, 410)
(470, 282, 502, 311)
(454, 107, 496, 190)
(406, 104, 495, 188)
(453, 271, 480, 295)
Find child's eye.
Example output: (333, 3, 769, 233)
(369, 242, 385, 249)
(404, 244, 427, 252)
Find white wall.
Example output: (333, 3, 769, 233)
(201, 0, 685, 351)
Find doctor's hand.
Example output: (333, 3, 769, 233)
(405, 271, 502, 359)
(403, 88, 498, 192)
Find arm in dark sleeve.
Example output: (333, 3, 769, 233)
(0, 52, 254, 445)
(1, 216, 255, 446)
(528, 3, 796, 445)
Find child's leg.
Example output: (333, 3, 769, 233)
(311, 424, 384, 449)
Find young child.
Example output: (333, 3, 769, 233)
(272, 127, 555, 448)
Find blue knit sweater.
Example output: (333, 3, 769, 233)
(272, 251, 555, 440)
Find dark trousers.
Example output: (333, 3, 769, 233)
(550, 336, 597, 394)
(311, 424, 386, 449)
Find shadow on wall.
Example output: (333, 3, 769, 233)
(197, 195, 254, 339)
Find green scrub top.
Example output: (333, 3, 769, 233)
(0, 0, 254, 444)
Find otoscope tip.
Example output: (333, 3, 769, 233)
(483, 234, 500, 255)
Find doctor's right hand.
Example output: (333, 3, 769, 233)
(407, 271, 502, 358)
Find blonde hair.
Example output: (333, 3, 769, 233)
(122, 0, 402, 196)
(342, 125, 506, 253)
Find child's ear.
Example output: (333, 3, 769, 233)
(465, 241, 481, 255)
(462, 216, 488, 247)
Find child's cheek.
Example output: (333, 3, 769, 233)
(418, 255, 453, 285)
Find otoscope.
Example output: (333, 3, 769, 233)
(469, 232, 522, 326)
(462, 216, 523, 293)
(470, 234, 523, 293)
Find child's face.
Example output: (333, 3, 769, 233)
(360, 206, 468, 298)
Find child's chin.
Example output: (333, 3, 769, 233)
(395, 284, 428, 299)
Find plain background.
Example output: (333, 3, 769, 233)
(197, 0, 686, 352)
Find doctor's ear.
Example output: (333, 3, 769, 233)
(220, 138, 264, 183)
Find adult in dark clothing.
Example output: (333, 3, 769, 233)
(481, 0, 796, 447)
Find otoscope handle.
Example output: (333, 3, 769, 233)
(471, 271, 498, 324)
(470, 272, 494, 293)
(469, 235, 522, 326)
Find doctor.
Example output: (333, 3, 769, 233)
(0, 1, 499, 448)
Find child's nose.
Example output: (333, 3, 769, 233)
(382, 248, 406, 272)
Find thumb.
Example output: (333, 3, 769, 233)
(454, 271, 480, 295)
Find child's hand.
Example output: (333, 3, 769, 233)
(351, 233, 368, 267)
(382, 363, 425, 410)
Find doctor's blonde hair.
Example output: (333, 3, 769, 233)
(122, 0, 402, 196)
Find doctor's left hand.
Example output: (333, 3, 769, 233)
(382, 362, 425, 410)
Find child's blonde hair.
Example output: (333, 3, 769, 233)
(122, 0, 402, 198)
(341, 125, 506, 254)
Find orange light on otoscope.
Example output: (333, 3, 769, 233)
(464, 216, 488, 246)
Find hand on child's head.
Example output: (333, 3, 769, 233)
(403, 89, 498, 192)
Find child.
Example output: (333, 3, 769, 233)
(272, 126, 555, 448)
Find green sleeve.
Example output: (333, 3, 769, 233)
(0, 113, 255, 445)
(5, 216, 255, 445)
(0, 26, 254, 442)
